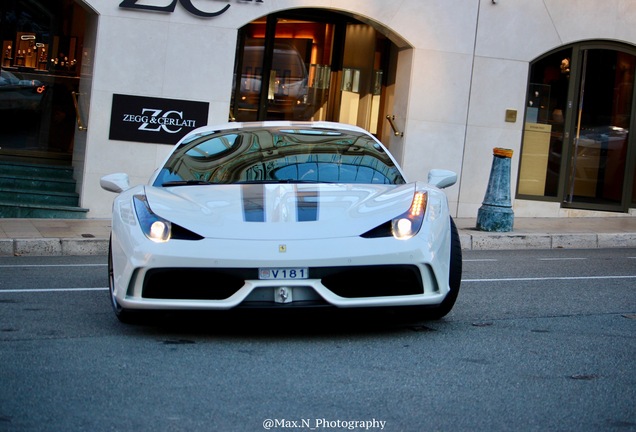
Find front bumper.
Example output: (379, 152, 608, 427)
(111, 229, 451, 311)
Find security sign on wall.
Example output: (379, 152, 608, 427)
(109, 94, 209, 144)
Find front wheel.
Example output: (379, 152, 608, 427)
(425, 217, 463, 320)
(403, 218, 462, 321)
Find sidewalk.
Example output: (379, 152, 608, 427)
(0, 217, 636, 256)
(455, 217, 636, 251)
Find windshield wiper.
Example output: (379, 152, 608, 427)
(162, 180, 214, 187)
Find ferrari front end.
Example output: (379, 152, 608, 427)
(102, 121, 461, 323)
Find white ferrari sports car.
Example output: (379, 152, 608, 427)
(101, 121, 462, 323)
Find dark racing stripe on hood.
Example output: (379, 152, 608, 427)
(296, 189, 319, 222)
(241, 184, 319, 222)
(241, 184, 266, 222)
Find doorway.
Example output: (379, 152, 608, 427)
(564, 48, 635, 210)
(230, 9, 395, 138)
(0, 0, 88, 165)
(518, 42, 636, 212)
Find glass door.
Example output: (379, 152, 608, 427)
(564, 48, 635, 211)
(232, 15, 337, 123)
(231, 10, 395, 138)
(0, 0, 87, 165)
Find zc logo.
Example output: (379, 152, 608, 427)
(122, 109, 197, 134)
(110, 94, 209, 145)
(119, 0, 263, 18)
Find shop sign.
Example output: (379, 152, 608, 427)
(119, 0, 263, 18)
(109, 94, 209, 145)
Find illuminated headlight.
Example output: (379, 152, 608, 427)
(394, 218, 413, 236)
(133, 194, 171, 243)
(391, 191, 427, 240)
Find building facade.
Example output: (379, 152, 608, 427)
(1, 0, 635, 219)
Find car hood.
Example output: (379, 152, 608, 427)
(144, 183, 416, 240)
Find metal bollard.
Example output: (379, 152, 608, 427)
(476, 148, 514, 232)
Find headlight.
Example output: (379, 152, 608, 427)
(391, 191, 427, 240)
(361, 191, 428, 240)
(133, 194, 171, 242)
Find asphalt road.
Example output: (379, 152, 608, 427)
(0, 249, 635, 432)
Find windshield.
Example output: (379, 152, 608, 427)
(153, 126, 406, 186)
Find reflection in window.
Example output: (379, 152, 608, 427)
(518, 43, 636, 213)
(1, 0, 86, 162)
(518, 48, 572, 198)
(154, 127, 405, 186)
(185, 134, 239, 158)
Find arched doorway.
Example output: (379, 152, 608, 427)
(230, 9, 399, 140)
(518, 41, 636, 212)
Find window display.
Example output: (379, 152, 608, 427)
(518, 43, 636, 212)
(518, 48, 572, 199)
(231, 9, 394, 136)
(0, 0, 85, 163)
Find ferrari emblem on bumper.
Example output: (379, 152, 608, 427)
(276, 287, 292, 303)
(279, 244, 287, 253)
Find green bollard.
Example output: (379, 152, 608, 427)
(476, 148, 514, 232)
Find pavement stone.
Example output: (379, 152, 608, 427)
(598, 233, 636, 248)
(0, 217, 635, 256)
(14, 239, 62, 256)
(469, 233, 552, 251)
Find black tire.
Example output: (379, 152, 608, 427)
(425, 217, 462, 320)
(108, 238, 143, 324)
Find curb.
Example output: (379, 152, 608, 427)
(459, 231, 636, 250)
(0, 238, 108, 257)
(2, 232, 636, 256)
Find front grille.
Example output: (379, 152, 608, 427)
(142, 268, 255, 300)
(313, 265, 423, 298)
(141, 266, 423, 301)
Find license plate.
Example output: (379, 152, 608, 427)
(258, 268, 308, 280)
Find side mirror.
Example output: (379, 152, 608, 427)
(428, 169, 457, 189)
(100, 173, 130, 193)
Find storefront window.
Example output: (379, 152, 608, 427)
(518, 48, 572, 198)
(518, 43, 636, 212)
(633, 163, 636, 206)
(565, 49, 634, 207)
(0, 0, 85, 164)
(231, 10, 394, 136)
(232, 16, 336, 123)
